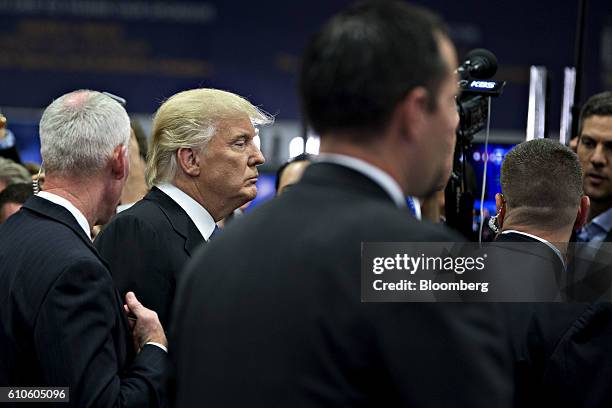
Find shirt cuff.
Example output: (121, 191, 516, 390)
(146, 342, 168, 353)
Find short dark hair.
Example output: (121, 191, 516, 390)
(0, 183, 33, 207)
(501, 139, 583, 230)
(578, 91, 612, 136)
(275, 153, 315, 192)
(300, 0, 448, 139)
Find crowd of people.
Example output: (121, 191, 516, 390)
(1, 1, 612, 407)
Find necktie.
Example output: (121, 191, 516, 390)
(209, 225, 221, 240)
(406, 196, 417, 217)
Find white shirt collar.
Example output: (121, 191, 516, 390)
(156, 183, 217, 241)
(501, 229, 566, 269)
(116, 202, 136, 213)
(316, 153, 407, 209)
(37, 191, 91, 239)
(410, 197, 422, 220)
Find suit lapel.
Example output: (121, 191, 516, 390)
(23, 196, 110, 268)
(183, 220, 206, 255)
(144, 187, 205, 256)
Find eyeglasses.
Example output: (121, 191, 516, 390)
(101, 91, 127, 107)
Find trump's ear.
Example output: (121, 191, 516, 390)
(111, 144, 129, 180)
(177, 148, 201, 177)
(574, 195, 590, 231)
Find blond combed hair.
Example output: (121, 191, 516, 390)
(145, 88, 273, 187)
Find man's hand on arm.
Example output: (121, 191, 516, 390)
(124, 291, 168, 353)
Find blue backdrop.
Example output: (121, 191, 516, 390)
(1, 0, 610, 128)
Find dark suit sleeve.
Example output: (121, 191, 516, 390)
(34, 258, 167, 407)
(95, 215, 174, 326)
(543, 303, 612, 408)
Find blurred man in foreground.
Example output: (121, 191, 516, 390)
(171, 2, 512, 407)
(0, 90, 168, 406)
(95, 88, 271, 326)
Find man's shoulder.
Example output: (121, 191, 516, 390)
(1, 208, 91, 253)
(268, 192, 459, 239)
(118, 193, 167, 220)
(0, 212, 107, 315)
(104, 195, 174, 235)
(94, 193, 188, 261)
(358, 202, 460, 238)
(214, 193, 460, 255)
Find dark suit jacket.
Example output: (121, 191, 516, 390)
(542, 302, 612, 408)
(0, 196, 167, 407)
(568, 226, 612, 301)
(95, 187, 205, 327)
(551, 226, 612, 407)
(171, 162, 513, 407)
(489, 232, 589, 407)
(485, 232, 566, 301)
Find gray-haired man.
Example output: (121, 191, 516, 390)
(0, 90, 168, 407)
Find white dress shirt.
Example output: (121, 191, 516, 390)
(116, 202, 136, 213)
(156, 183, 217, 241)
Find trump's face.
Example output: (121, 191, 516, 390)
(196, 115, 265, 217)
